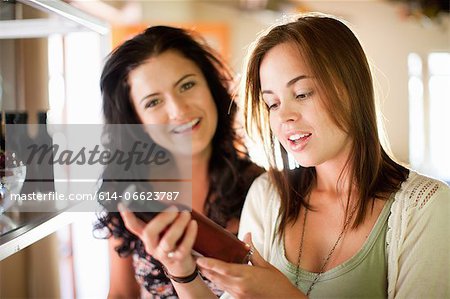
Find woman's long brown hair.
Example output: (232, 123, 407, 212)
(243, 14, 408, 237)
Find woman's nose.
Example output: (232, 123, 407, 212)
(167, 96, 190, 120)
(277, 99, 299, 123)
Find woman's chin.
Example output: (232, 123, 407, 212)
(292, 156, 316, 168)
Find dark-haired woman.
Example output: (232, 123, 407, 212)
(96, 25, 263, 298)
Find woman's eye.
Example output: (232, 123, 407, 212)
(144, 98, 161, 109)
(295, 91, 313, 100)
(180, 81, 195, 92)
(268, 103, 279, 111)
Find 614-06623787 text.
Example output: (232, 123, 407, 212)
(97, 191, 179, 201)
(8, 191, 180, 202)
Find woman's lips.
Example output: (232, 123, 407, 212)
(287, 133, 312, 152)
(171, 118, 201, 134)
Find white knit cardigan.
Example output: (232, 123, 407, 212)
(385, 171, 449, 298)
(232, 171, 449, 299)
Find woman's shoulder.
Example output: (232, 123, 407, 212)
(393, 170, 449, 214)
(246, 172, 279, 205)
(386, 171, 449, 298)
(239, 172, 281, 236)
(387, 170, 449, 254)
(249, 172, 272, 190)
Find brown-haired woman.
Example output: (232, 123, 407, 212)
(121, 14, 449, 298)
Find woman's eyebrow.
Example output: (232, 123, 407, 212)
(261, 74, 311, 94)
(286, 75, 310, 87)
(139, 74, 197, 103)
(173, 73, 196, 87)
(139, 92, 160, 104)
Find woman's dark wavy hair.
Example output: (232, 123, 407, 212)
(95, 26, 263, 256)
(244, 14, 408, 237)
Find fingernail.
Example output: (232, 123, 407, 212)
(165, 205, 178, 212)
(196, 257, 206, 267)
(117, 202, 127, 212)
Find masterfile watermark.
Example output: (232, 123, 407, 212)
(2, 124, 193, 213)
(9, 190, 180, 202)
(26, 141, 170, 171)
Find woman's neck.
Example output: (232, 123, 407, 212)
(191, 153, 210, 214)
(314, 144, 354, 198)
(174, 147, 212, 214)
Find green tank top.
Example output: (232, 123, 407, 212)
(278, 196, 394, 298)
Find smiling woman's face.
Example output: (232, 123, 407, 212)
(128, 50, 218, 158)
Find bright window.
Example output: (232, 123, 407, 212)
(48, 32, 109, 299)
(408, 52, 450, 183)
(428, 53, 450, 182)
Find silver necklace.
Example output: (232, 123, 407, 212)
(294, 203, 358, 296)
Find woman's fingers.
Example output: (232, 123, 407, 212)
(118, 203, 146, 236)
(144, 206, 179, 238)
(197, 259, 238, 288)
(160, 219, 199, 277)
(198, 268, 228, 290)
(197, 259, 253, 298)
(157, 211, 191, 253)
(120, 204, 198, 277)
(197, 257, 242, 276)
(120, 204, 180, 254)
(120, 204, 196, 262)
(243, 232, 267, 267)
(173, 219, 198, 258)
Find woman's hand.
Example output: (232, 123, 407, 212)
(196, 233, 306, 299)
(119, 204, 198, 277)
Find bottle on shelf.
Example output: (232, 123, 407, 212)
(35, 111, 55, 193)
(20, 111, 55, 194)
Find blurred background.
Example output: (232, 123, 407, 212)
(0, 0, 448, 298)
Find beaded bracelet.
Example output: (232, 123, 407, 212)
(162, 265, 199, 284)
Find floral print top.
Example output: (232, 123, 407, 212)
(132, 240, 223, 299)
